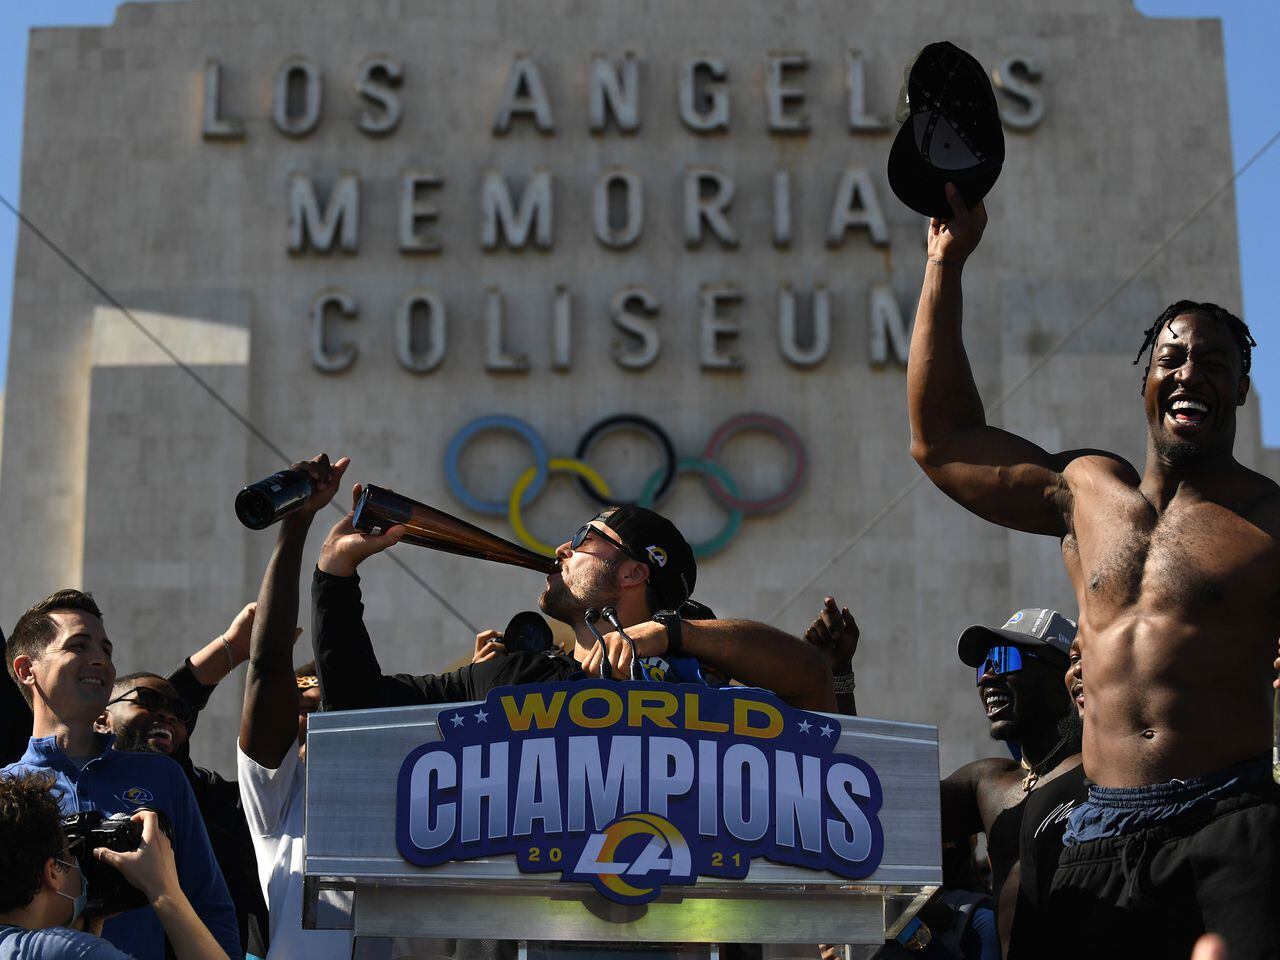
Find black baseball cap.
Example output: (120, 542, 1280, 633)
(887, 41, 1004, 219)
(956, 609, 1076, 668)
(598, 506, 697, 610)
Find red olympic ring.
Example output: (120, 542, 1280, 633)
(701, 414, 807, 515)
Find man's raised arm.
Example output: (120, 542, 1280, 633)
(907, 184, 1072, 537)
(240, 454, 349, 768)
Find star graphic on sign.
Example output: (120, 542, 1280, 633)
(474, 709, 489, 723)
(450, 714, 465, 728)
(797, 719, 813, 734)
(819, 724, 835, 738)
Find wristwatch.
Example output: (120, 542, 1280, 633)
(652, 610, 682, 656)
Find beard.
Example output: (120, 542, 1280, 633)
(1057, 710, 1084, 745)
(1152, 432, 1209, 468)
(988, 719, 1020, 744)
(990, 708, 1083, 754)
(113, 726, 168, 755)
(539, 556, 621, 625)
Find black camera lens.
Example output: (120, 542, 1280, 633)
(235, 469, 312, 530)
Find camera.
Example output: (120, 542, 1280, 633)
(502, 610, 554, 655)
(61, 808, 173, 916)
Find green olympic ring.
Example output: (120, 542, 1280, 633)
(639, 458, 743, 558)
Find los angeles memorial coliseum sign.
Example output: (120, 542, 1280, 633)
(201, 45, 1045, 375)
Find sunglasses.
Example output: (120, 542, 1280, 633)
(569, 523, 642, 563)
(107, 686, 196, 725)
(974, 645, 1057, 685)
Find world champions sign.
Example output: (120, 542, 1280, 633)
(396, 682, 885, 904)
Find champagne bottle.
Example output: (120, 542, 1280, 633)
(235, 469, 312, 530)
(352, 484, 559, 575)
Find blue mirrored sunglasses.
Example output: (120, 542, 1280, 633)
(975, 645, 1055, 685)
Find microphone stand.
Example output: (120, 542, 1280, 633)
(602, 606, 645, 681)
(583, 609, 611, 680)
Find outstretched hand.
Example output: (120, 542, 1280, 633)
(927, 182, 987, 266)
(317, 483, 406, 578)
(803, 596, 859, 675)
(284, 453, 352, 523)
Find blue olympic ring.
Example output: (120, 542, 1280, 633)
(444, 413, 807, 558)
(445, 415, 549, 515)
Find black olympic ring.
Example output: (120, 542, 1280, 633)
(574, 414, 678, 508)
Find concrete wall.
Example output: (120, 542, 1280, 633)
(0, 0, 1267, 781)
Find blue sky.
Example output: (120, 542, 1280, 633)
(1, 1, 1277, 444)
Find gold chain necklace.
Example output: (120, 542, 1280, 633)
(1019, 735, 1075, 792)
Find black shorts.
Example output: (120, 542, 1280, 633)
(1038, 781, 1280, 960)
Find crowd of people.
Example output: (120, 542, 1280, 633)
(2, 190, 1278, 960)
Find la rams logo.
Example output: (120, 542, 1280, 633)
(571, 813, 692, 904)
(1005, 611, 1024, 625)
(119, 786, 154, 806)
(645, 545, 668, 568)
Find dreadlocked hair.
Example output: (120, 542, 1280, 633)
(1133, 300, 1255, 394)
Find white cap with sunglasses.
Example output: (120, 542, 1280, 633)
(955, 608, 1077, 670)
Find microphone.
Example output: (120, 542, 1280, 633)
(583, 609, 611, 680)
(601, 607, 644, 681)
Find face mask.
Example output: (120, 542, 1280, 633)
(53, 858, 88, 926)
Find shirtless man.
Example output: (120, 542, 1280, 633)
(907, 184, 1280, 959)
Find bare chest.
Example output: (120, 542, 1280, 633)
(1072, 493, 1276, 611)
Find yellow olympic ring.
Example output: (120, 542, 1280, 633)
(508, 458, 613, 556)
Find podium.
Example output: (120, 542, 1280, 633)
(304, 682, 941, 958)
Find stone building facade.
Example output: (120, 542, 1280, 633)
(2, 0, 1275, 778)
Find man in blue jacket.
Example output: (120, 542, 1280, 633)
(3, 589, 242, 960)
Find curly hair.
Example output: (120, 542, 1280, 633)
(0, 771, 66, 912)
(1133, 300, 1256, 394)
(6, 589, 104, 708)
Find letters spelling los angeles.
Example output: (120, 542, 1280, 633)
(396, 681, 885, 904)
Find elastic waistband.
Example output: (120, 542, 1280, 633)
(1086, 755, 1271, 809)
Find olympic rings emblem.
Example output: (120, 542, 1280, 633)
(444, 413, 807, 558)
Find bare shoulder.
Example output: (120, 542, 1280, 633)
(944, 756, 1019, 787)
(1235, 465, 1280, 536)
(1057, 449, 1140, 487)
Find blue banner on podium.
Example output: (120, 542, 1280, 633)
(396, 681, 885, 904)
